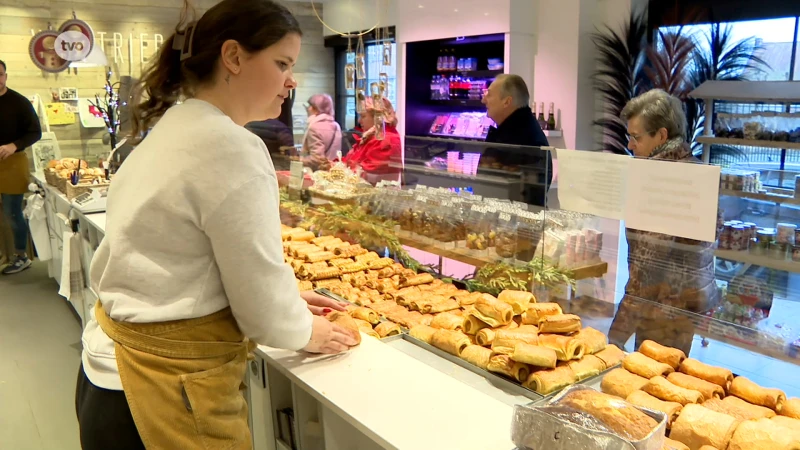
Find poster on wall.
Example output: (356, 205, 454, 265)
(31, 132, 62, 173)
(78, 98, 106, 128)
(45, 102, 75, 125)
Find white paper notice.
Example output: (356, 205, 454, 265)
(556, 149, 629, 220)
(289, 161, 304, 190)
(625, 159, 721, 242)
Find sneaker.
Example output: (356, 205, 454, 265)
(2, 256, 32, 275)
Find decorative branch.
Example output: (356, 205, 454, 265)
(87, 68, 127, 150)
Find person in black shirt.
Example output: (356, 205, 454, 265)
(0, 60, 42, 274)
(481, 74, 551, 206)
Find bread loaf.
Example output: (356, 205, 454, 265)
(557, 389, 658, 441)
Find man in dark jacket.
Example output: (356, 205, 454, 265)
(481, 74, 551, 206)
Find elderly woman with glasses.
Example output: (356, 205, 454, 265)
(300, 93, 342, 171)
(608, 89, 722, 355)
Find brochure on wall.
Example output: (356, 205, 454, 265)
(30, 132, 62, 173)
(555, 149, 721, 242)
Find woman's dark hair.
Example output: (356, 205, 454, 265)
(130, 0, 301, 143)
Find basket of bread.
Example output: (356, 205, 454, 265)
(45, 158, 109, 199)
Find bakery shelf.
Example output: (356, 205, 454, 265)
(715, 249, 800, 274)
(697, 136, 800, 150)
(689, 80, 800, 103)
(719, 189, 800, 204)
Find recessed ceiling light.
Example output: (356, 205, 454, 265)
(454, 8, 459, 12)
(418, 4, 424, 8)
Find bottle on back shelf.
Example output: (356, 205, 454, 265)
(538, 102, 547, 130)
(547, 103, 556, 131)
(448, 49, 456, 72)
(437, 50, 444, 72)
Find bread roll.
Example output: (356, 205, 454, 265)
(568, 355, 606, 381)
(288, 230, 316, 242)
(430, 329, 471, 356)
(399, 272, 435, 287)
(557, 389, 659, 441)
(623, 352, 675, 379)
(720, 396, 776, 419)
(490, 325, 539, 355)
(460, 345, 493, 370)
(350, 307, 380, 325)
(429, 312, 465, 331)
(422, 298, 460, 314)
(643, 376, 704, 405)
(374, 321, 402, 338)
(487, 354, 530, 382)
(497, 290, 535, 315)
(772, 415, 800, 433)
(730, 376, 786, 412)
(538, 334, 585, 361)
(326, 312, 361, 345)
(626, 390, 682, 428)
(511, 342, 557, 368)
(475, 322, 517, 346)
(727, 418, 800, 450)
(678, 359, 733, 392)
(473, 294, 514, 327)
(525, 365, 577, 395)
(409, 325, 436, 344)
(600, 368, 650, 399)
(462, 314, 490, 335)
(594, 344, 626, 369)
(639, 339, 686, 369)
(667, 372, 724, 402)
(662, 437, 690, 450)
(669, 404, 740, 450)
(537, 314, 582, 334)
(521, 302, 562, 325)
(782, 398, 800, 419)
(455, 291, 483, 307)
(573, 327, 607, 355)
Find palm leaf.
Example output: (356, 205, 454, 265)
(645, 27, 696, 98)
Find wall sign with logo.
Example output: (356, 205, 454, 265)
(29, 18, 94, 73)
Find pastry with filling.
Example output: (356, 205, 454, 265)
(497, 290, 535, 315)
(567, 355, 606, 381)
(702, 396, 775, 421)
(490, 325, 539, 355)
(525, 365, 578, 395)
(667, 372, 724, 402)
(639, 340, 686, 370)
(326, 311, 361, 345)
(623, 352, 674, 379)
(538, 334, 585, 361)
(374, 321, 402, 338)
(730, 376, 786, 413)
(429, 312, 465, 331)
(473, 294, 514, 327)
(409, 325, 436, 344)
(573, 327, 607, 355)
(460, 345, 493, 370)
(669, 404, 740, 450)
(537, 314, 582, 334)
(678, 359, 733, 392)
(511, 342, 557, 368)
(462, 314, 490, 335)
(521, 302, 563, 325)
(600, 368, 650, 399)
(430, 329, 471, 356)
(594, 344, 626, 369)
(642, 376, 704, 405)
(626, 390, 682, 428)
(727, 417, 800, 450)
(487, 354, 530, 382)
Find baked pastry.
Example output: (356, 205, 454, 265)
(525, 366, 578, 395)
(678, 359, 733, 392)
(661, 437, 690, 450)
(600, 368, 650, 399)
(557, 389, 659, 441)
(643, 376, 703, 406)
(497, 290, 535, 315)
(538, 334, 585, 361)
(772, 415, 800, 433)
(709, 396, 775, 420)
(455, 345, 491, 370)
(422, 298, 460, 314)
(667, 372, 724, 402)
(521, 302, 563, 325)
(573, 327, 607, 355)
(626, 390, 682, 428)
(354, 251, 380, 263)
(462, 314, 490, 335)
(297, 280, 313, 291)
(511, 342, 557, 368)
(487, 354, 530, 382)
(730, 376, 786, 412)
(697, 447, 718, 450)
(287, 230, 316, 242)
(537, 314, 582, 334)
(409, 325, 437, 344)
(306, 251, 336, 263)
(473, 294, 514, 327)
(430, 329, 471, 356)
(490, 325, 539, 355)
(727, 417, 800, 450)
(374, 321, 402, 338)
(568, 355, 606, 381)
(399, 272, 435, 287)
(333, 244, 368, 257)
(782, 398, 800, 419)
(639, 340, 686, 370)
(429, 312, 464, 331)
(350, 307, 380, 325)
(326, 312, 362, 345)
(305, 266, 343, 281)
(622, 352, 674, 379)
(475, 324, 516, 346)
(455, 291, 483, 306)
(594, 344, 626, 369)
(669, 404, 740, 450)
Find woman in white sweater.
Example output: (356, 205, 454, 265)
(75, 1, 357, 449)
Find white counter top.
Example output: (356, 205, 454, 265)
(32, 172, 107, 234)
(257, 337, 516, 450)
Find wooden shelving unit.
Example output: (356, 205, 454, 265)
(697, 136, 800, 150)
(715, 249, 800, 274)
(719, 189, 800, 204)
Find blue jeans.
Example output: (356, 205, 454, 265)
(1, 194, 28, 254)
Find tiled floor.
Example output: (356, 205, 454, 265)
(0, 262, 82, 450)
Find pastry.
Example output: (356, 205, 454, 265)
(326, 312, 361, 345)
(313, 279, 342, 289)
(623, 352, 674, 379)
(462, 314, 490, 335)
(729, 376, 786, 412)
(297, 280, 313, 291)
(340, 261, 369, 274)
(354, 251, 380, 263)
(667, 372, 724, 402)
(521, 302, 563, 325)
(350, 307, 380, 325)
(306, 251, 336, 263)
(460, 345, 493, 370)
(288, 230, 316, 242)
(772, 415, 800, 432)
(669, 404, 740, 450)
(662, 437, 690, 450)
(422, 298, 460, 314)
(455, 291, 483, 307)
(573, 327, 607, 355)
(705, 396, 775, 420)
(782, 398, 800, 419)
(594, 344, 626, 369)
(473, 294, 514, 327)
(537, 314, 582, 334)
(399, 273, 435, 287)
(639, 340, 686, 370)
(334, 244, 368, 257)
(429, 312, 465, 331)
(487, 354, 530, 382)
(311, 235, 336, 245)
(525, 366, 578, 395)
(409, 325, 436, 344)
(490, 325, 539, 355)
(600, 368, 650, 399)
(678, 359, 733, 392)
(511, 342, 557, 368)
(430, 329, 471, 356)
(497, 290, 535, 315)
(643, 376, 703, 405)
(374, 321, 402, 338)
(626, 390, 682, 428)
(557, 389, 659, 441)
(538, 334, 585, 361)
(304, 266, 343, 281)
(367, 257, 394, 270)
(568, 355, 606, 381)
(728, 417, 800, 450)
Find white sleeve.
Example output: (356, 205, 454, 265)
(204, 174, 313, 350)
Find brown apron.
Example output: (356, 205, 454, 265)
(0, 152, 30, 195)
(95, 301, 255, 450)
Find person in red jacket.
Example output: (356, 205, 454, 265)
(343, 97, 401, 184)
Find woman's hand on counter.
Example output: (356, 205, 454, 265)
(304, 316, 359, 354)
(300, 290, 348, 316)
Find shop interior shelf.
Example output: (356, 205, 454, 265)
(715, 248, 800, 274)
(428, 98, 486, 108)
(689, 80, 800, 103)
(719, 189, 800, 204)
(697, 136, 800, 150)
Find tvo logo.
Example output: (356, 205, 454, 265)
(54, 31, 92, 62)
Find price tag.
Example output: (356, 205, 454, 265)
(289, 161, 304, 190)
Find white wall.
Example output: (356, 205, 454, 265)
(321, 0, 397, 37)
